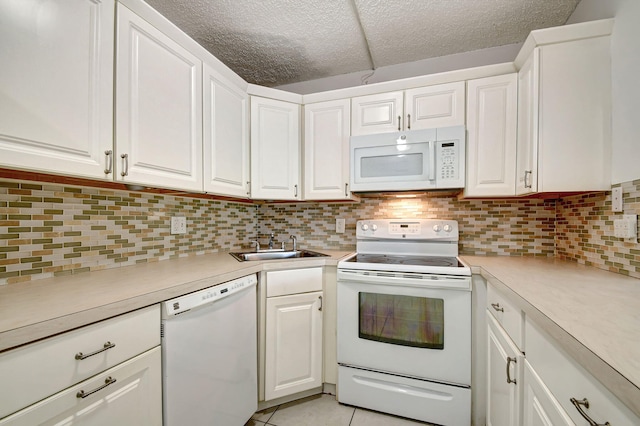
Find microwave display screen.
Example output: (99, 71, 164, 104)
(360, 153, 423, 178)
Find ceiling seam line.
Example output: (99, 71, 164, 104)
(350, 0, 376, 71)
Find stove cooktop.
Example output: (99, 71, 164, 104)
(345, 254, 464, 268)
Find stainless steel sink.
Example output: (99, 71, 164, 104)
(229, 249, 329, 262)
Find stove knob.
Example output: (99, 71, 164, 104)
(371, 224, 378, 231)
(433, 224, 442, 232)
(361, 224, 369, 231)
(443, 224, 453, 232)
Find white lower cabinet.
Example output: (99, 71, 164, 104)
(0, 347, 162, 426)
(523, 360, 574, 426)
(525, 319, 640, 426)
(485, 280, 640, 426)
(0, 305, 161, 424)
(262, 268, 323, 402)
(487, 313, 524, 426)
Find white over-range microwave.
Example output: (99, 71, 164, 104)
(350, 126, 465, 192)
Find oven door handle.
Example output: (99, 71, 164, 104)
(337, 270, 471, 290)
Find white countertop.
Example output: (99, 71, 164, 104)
(2, 252, 638, 415)
(462, 255, 640, 416)
(0, 250, 352, 353)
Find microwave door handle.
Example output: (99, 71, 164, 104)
(429, 140, 436, 181)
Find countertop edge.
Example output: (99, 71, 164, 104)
(467, 262, 640, 418)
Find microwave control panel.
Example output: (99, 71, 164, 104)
(437, 141, 460, 182)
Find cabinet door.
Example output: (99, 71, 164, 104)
(516, 49, 540, 195)
(0, 347, 162, 426)
(203, 64, 250, 197)
(0, 0, 114, 179)
(351, 91, 404, 136)
(537, 37, 611, 192)
(265, 291, 323, 401)
(304, 99, 351, 200)
(250, 97, 301, 200)
(466, 74, 517, 197)
(523, 360, 575, 426)
(487, 313, 523, 426)
(115, 5, 202, 191)
(405, 82, 465, 130)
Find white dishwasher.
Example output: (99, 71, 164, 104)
(161, 274, 257, 426)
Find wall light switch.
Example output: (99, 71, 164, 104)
(612, 187, 623, 212)
(336, 218, 345, 234)
(171, 216, 187, 235)
(614, 214, 637, 241)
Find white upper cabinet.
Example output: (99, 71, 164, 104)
(351, 82, 465, 136)
(0, 0, 114, 179)
(303, 99, 352, 200)
(203, 64, 250, 198)
(465, 74, 518, 197)
(351, 91, 404, 135)
(516, 21, 612, 195)
(250, 96, 301, 200)
(115, 4, 203, 191)
(405, 82, 466, 130)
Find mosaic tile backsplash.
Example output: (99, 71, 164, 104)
(1, 178, 639, 285)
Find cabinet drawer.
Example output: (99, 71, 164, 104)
(525, 318, 640, 426)
(266, 267, 322, 297)
(0, 347, 162, 426)
(0, 305, 160, 419)
(487, 283, 524, 350)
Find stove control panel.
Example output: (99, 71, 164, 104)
(356, 219, 459, 241)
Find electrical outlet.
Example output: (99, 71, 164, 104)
(170, 216, 187, 235)
(336, 218, 345, 234)
(612, 187, 623, 212)
(614, 214, 637, 241)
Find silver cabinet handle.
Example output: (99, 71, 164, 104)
(294, 184, 298, 197)
(524, 170, 532, 188)
(570, 398, 611, 426)
(120, 153, 128, 177)
(318, 295, 323, 311)
(76, 376, 117, 399)
(491, 303, 504, 312)
(344, 183, 349, 197)
(246, 181, 251, 196)
(104, 150, 113, 175)
(506, 357, 517, 384)
(407, 114, 411, 130)
(75, 341, 116, 360)
(397, 115, 401, 131)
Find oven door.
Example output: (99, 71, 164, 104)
(337, 269, 471, 386)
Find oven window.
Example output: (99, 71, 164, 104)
(358, 292, 444, 349)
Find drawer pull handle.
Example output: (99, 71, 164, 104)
(506, 357, 517, 385)
(570, 398, 611, 426)
(491, 303, 504, 312)
(318, 295, 323, 311)
(76, 376, 117, 399)
(75, 341, 116, 360)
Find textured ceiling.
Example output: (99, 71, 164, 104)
(145, 0, 581, 87)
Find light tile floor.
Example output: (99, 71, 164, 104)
(245, 394, 435, 426)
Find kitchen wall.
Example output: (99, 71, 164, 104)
(556, 179, 640, 279)
(258, 196, 555, 256)
(2, 177, 639, 285)
(0, 179, 255, 285)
